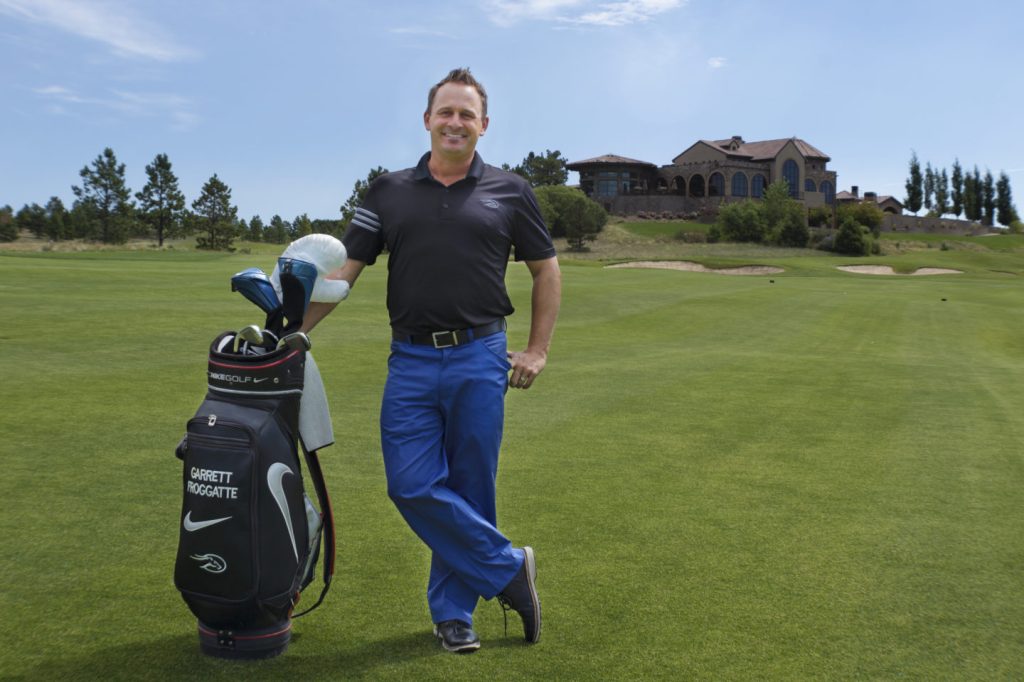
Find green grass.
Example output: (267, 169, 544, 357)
(2, 240, 1023, 680)
(619, 219, 714, 238)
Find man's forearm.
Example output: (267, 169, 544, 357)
(526, 258, 561, 356)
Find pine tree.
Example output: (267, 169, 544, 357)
(982, 170, 996, 226)
(72, 147, 134, 243)
(15, 203, 47, 238)
(996, 172, 1019, 226)
(904, 151, 923, 213)
(950, 159, 964, 217)
(136, 153, 186, 247)
(972, 167, 984, 222)
(0, 205, 16, 242)
(934, 169, 950, 217)
(923, 162, 934, 211)
(267, 215, 290, 244)
(44, 196, 69, 240)
(248, 215, 264, 242)
(192, 174, 238, 250)
(340, 166, 388, 231)
(292, 213, 313, 238)
(963, 172, 978, 221)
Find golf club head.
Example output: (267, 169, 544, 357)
(231, 268, 282, 315)
(277, 331, 312, 352)
(278, 257, 318, 333)
(238, 324, 264, 347)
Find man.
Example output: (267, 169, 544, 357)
(302, 67, 561, 653)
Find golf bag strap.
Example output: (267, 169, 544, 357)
(293, 447, 335, 618)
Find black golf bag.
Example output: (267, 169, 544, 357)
(174, 332, 335, 659)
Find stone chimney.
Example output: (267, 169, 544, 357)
(864, 192, 877, 202)
(851, 185, 859, 198)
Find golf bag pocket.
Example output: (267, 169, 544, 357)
(174, 396, 311, 630)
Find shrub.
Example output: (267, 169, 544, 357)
(807, 206, 832, 228)
(838, 202, 884, 236)
(773, 205, 810, 247)
(533, 185, 607, 250)
(834, 216, 870, 255)
(718, 200, 767, 242)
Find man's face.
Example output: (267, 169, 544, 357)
(424, 83, 488, 162)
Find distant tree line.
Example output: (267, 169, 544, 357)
(1, 147, 344, 249)
(904, 152, 1019, 228)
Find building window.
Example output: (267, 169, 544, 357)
(820, 180, 834, 204)
(708, 172, 725, 197)
(731, 172, 748, 197)
(805, 179, 817, 193)
(673, 176, 685, 195)
(751, 174, 767, 198)
(596, 179, 618, 197)
(688, 175, 705, 198)
(783, 160, 799, 198)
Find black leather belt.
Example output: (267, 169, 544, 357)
(393, 319, 506, 349)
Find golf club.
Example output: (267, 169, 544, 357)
(277, 331, 312, 351)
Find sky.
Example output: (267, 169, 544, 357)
(2, 0, 1023, 222)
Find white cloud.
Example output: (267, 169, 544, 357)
(0, 0, 196, 61)
(33, 85, 199, 130)
(483, 0, 684, 27)
(708, 57, 726, 68)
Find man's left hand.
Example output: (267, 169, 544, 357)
(507, 349, 546, 390)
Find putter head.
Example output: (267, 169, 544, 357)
(231, 268, 282, 315)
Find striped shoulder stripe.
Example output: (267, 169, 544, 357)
(352, 207, 381, 233)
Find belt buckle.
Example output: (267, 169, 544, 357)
(431, 330, 457, 349)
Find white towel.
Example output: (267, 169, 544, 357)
(299, 352, 334, 452)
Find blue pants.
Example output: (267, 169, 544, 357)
(381, 333, 524, 625)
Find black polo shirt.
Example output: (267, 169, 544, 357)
(343, 152, 556, 335)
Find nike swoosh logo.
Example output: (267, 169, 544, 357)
(183, 511, 232, 532)
(267, 462, 298, 561)
(254, 377, 269, 383)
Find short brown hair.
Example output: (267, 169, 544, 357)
(426, 67, 488, 118)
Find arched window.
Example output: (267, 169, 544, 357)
(673, 176, 685, 195)
(688, 175, 705, 198)
(751, 174, 767, 198)
(708, 172, 725, 197)
(782, 159, 800, 198)
(656, 178, 668, 192)
(731, 172, 748, 197)
(805, 179, 817, 193)
(820, 180, 834, 204)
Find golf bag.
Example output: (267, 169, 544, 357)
(173, 332, 335, 659)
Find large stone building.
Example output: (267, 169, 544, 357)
(568, 136, 838, 216)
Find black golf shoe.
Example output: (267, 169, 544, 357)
(433, 620, 481, 653)
(497, 546, 541, 643)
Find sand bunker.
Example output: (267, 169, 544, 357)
(837, 265, 963, 276)
(607, 261, 784, 276)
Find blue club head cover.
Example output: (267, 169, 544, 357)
(277, 257, 318, 330)
(231, 268, 281, 314)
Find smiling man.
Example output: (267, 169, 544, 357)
(302, 68, 561, 653)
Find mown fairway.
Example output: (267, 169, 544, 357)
(1, 242, 1023, 680)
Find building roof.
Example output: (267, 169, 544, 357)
(699, 136, 831, 162)
(566, 154, 657, 169)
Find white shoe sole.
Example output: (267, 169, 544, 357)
(521, 546, 541, 643)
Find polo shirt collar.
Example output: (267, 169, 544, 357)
(414, 152, 485, 183)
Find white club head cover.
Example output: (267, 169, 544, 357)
(269, 233, 351, 304)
